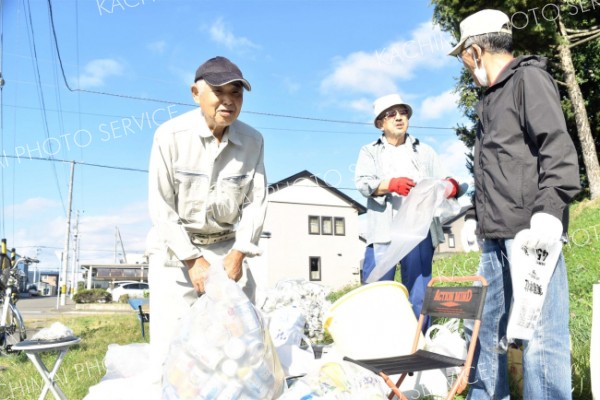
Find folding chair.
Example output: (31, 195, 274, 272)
(344, 275, 488, 400)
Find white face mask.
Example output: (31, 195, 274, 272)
(469, 49, 489, 87)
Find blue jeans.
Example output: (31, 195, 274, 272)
(362, 232, 434, 328)
(465, 239, 572, 400)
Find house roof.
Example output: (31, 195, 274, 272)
(441, 205, 472, 227)
(269, 170, 367, 214)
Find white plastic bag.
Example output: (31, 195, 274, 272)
(507, 230, 562, 342)
(268, 306, 315, 376)
(85, 343, 161, 400)
(424, 319, 467, 376)
(162, 265, 285, 399)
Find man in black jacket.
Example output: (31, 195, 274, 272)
(449, 9, 580, 400)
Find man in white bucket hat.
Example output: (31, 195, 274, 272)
(451, 9, 580, 400)
(354, 93, 461, 328)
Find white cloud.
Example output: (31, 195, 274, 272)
(147, 40, 167, 54)
(10, 200, 150, 267)
(8, 197, 61, 219)
(437, 139, 472, 181)
(77, 58, 124, 89)
(281, 77, 300, 94)
(208, 18, 259, 51)
(169, 65, 194, 86)
(420, 90, 459, 120)
(320, 21, 454, 97)
(347, 98, 372, 114)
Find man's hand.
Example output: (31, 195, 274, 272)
(443, 177, 460, 198)
(184, 257, 211, 293)
(461, 219, 480, 252)
(523, 212, 563, 251)
(388, 177, 416, 196)
(223, 250, 245, 282)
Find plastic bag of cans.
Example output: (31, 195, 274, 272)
(162, 265, 285, 399)
(278, 359, 388, 399)
(261, 279, 332, 342)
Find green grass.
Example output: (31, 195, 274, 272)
(0, 314, 146, 400)
(0, 201, 596, 399)
(429, 199, 598, 399)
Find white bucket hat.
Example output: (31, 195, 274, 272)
(372, 94, 413, 127)
(448, 9, 512, 56)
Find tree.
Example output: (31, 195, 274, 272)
(432, 0, 600, 199)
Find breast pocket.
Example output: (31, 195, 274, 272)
(174, 169, 209, 221)
(212, 174, 252, 223)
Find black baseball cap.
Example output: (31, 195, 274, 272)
(194, 56, 251, 91)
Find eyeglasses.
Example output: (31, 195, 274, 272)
(382, 108, 409, 119)
(457, 45, 476, 63)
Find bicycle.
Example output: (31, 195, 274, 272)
(0, 238, 27, 354)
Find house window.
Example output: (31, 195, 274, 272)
(309, 257, 321, 281)
(448, 233, 456, 248)
(321, 217, 333, 235)
(334, 217, 345, 236)
(308, 216, 320, 235)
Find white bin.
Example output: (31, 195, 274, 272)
(323, 281, 424, 360)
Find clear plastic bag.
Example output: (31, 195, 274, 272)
(162, 265, 285, 399)
(278, 358, 388, 400)
(369, 179, 460, 283)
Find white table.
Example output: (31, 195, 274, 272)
(12, 336, 81, 400)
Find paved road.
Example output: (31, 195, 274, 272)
(16, 294, 77, 322)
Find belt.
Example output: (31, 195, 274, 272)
(191, 231, 236, 245)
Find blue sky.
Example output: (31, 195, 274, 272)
(1, 0, 471, 269)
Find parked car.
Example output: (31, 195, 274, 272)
(110, 282, 149, 301)
(107, 280, 140, 293)
(27, 284, 39, 296)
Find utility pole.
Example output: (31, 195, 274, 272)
(70, 210, 80, 299)
(60, 161, 75, 306)
(115, 226, 127, 264)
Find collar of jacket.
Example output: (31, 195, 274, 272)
(484, 55, 548, 91)
(374, 133, 420, 151)
(193, 108, 243, 145)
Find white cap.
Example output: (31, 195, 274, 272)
(372, 94, 413, 127)
(448, 9, 512, 56)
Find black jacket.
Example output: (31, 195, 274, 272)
(467, 55, 581, 239)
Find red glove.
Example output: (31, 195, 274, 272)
(388, 177, 416, 196)
(443, 177, 459, 198)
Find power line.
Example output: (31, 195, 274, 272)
(1, 154, 148, 173)
(45, 0, 456, 132)
(24, 0, 66, 214)
(2, 103, 456, 136)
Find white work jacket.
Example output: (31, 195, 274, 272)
(147, 108, 267, 263)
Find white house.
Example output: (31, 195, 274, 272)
(247, 170, 366, 299)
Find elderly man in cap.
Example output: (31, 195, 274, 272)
(450, 9, 580, 400)
(146, 56, 267, 376)
(355, 94, 459, 326)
